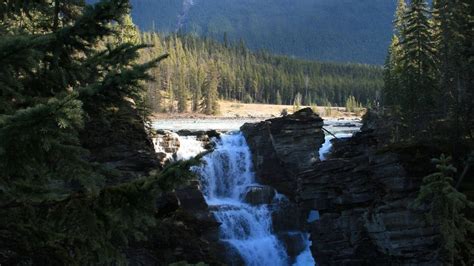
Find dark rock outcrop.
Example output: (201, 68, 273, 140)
(278, 232, 308, 260)
(241, 108, 325, 197)
(128, 182, 223, 265)
(297, 123, 442, 265)
(80, 103, 160, 183)
(240, 109, 444, 265)
(243, 185, 276, 205)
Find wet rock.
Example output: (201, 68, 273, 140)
(272, 202, 302, 232)
(243, 185, 276, 205)
(175, 184, 209, 212)
(241, 108, 325, 198)
(277, 232, 307, 261)
(153, 130, 180, 154)
(215, 241, 246, 265)
(152, 130, 182, 166)
(205, 129, 221, 139)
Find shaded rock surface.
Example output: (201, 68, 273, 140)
(241, 108, 325, 197)
(127, 182, 223, 265)
(296, 114, 443, 265)
(80, 103, 159, 183)
(240, 109, 444, 265)
(278, 232, 308, 260)
(243, 185, 276, 205)
(80, 105, 222, 264)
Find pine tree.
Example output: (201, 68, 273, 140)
(383, 0, 406, 107)
(0, 0, 170, 264)
(414, 154, 474, 264)
(201, 63, 220, 115)
(432, 0, 474, 138)
(118, 13, 141, 45)
(399, 0, 437, 117)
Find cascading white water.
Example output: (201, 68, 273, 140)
(194, 133, 290, 265)
(175, 136, 206, 161)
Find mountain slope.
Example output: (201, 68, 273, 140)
(129, 0, 396, 65)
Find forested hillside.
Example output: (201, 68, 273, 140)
(103, 0, 397, 65)
(140, 33, 383, 115)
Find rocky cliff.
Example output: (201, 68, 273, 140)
(297, 128, 442, 265)
(241, 108, 325, 197)
(241, 110, 443, 265)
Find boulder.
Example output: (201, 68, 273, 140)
(241, 108, 325, 198)
(243, 185, 276, 205)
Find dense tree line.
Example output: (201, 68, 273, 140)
(383, 0, 473, 140)
(139, 32, 383, 114)
(0, 0, 193, 264)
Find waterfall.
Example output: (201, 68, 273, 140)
(175, 136, 206, 161)
(193, 133, 291, 265)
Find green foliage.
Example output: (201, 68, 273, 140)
(345, 95, 363, 113)
(382, 0, 473, 141)
(413, 154, 474, 264)
(200, 63, 220, 115)
(0, 0, 175, 264)
(141, 33, 384, 114)
(118, 14, 141, 45)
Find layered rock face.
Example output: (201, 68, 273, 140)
(241, 108, 325, 197)
(297, 126, 442, 265)
(241, 109, 442, 265)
